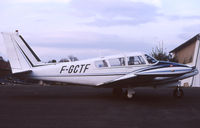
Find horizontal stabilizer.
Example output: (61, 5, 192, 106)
(13, 69, 32, 74)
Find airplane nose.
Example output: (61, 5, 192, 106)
(192, 66, 196, 70)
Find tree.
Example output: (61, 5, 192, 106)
(0, 56, 11, 77)
(48, 55, 79, 63)
(68, 55, 79, 62)
(59, 58, 69, 63)
(151, 42, 169, 61)
(48, 59, 57, 63)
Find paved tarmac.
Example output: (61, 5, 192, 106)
(0, 84, 200, 128)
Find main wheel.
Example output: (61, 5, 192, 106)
(125, 89, 136, 99)
(173, 88, 184, 98)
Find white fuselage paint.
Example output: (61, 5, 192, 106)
(30, 59, 147, 86)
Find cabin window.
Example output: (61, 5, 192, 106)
(138, 56, 146, 64)
(95, 60, 108, 68)
(145, 54, 157, 64)
(128, 56, 146, 65)
(109, 58, 125, 67)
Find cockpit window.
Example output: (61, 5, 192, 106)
(145, 54, 157, 64)
(128, 56, 146, 65)
(109, 58, 125, 67)
(95, 60, 108, 68)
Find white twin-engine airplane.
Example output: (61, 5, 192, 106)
(1, 31, 198, 99)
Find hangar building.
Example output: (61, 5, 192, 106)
(170, 34, 200, 87)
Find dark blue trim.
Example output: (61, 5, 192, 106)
(134, 61, 189, 73)
(19, 35, 41, 62)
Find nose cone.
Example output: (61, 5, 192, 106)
(191, 66, 199, 75)
(135, 60, 198, 77)
(156, 61, 197, 73)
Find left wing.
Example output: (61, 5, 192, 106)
(98, 66, 197, 88)
(97, 72, 143, 88)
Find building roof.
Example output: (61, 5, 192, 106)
(170, 33, 200, 53)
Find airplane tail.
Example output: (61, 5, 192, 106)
(1, 31, 44, 74)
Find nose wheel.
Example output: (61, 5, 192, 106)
(173, 81, 184, 98)
(173, 87, 184, 98)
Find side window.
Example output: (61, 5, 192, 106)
(138, 56, 146, 64)
(109, 58, 125, 67)
(95, 60, 108, 68)
(128, 56, 146, 65)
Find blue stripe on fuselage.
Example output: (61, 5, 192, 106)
(135, 61, 189, 73)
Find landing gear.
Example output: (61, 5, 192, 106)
(112, 88, 136, 99)
(125, 89, 136, 99)
(173, 81, 184, 98)
(173, 87, 184, 98)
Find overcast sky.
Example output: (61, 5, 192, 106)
(0, 0, 200, 61)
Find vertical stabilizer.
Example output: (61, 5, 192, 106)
(1, 31, 44, 74)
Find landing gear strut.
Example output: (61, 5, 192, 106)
(173, 81, 184, 98)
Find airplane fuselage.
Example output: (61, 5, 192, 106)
(26, 53, 197, 88)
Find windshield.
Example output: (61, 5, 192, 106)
(145, 54, 158, 64)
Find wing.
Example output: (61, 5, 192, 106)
(98, 72, 151, 88)
(98, 66, 197, 88)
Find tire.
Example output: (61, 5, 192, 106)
(124, 90, 135, 99)
(173, 88, 184, 98)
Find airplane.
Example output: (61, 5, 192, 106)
(1, 31, 198, 99)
